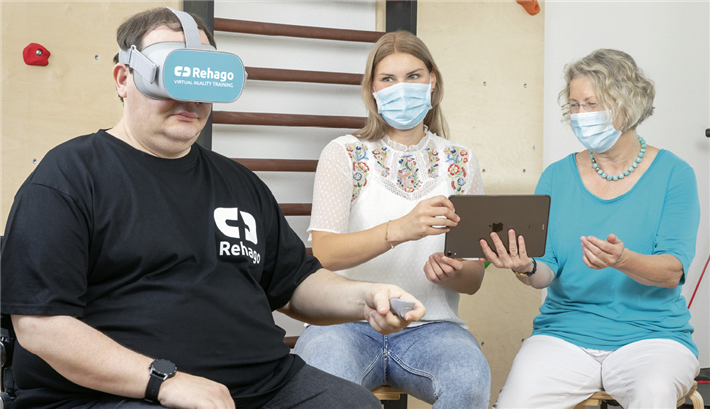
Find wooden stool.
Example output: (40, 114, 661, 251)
(574, 380, 703, 409)
(372, 386, 408, 409)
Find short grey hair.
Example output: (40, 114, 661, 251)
(558, 49, 655, 132)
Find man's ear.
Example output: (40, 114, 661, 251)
(113, 63, 130, 100)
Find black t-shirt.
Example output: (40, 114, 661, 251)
(1, 131, 321, 409)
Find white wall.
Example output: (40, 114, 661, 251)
(544, 1, 710, 366)
(212, 0, 377, 335)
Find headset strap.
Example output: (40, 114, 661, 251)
(116, 8, 203, 85)
(118, 45, 158, 84)
(166, 7, 203, 49)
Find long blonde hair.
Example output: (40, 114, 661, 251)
(354, 30, 448, 141)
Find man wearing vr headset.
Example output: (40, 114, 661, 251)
(1, 7, 426, 409)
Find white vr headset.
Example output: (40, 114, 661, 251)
(118, 7, 246, 103)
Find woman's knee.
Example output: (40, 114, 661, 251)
(295, 324, 361, 358)
(294, 324, 380, 383)
(439, 371, 490, 405)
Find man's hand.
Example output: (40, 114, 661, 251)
(363, 284, 426, 335)
(159, 372, 235, 409)
(281, 269, 425, 329)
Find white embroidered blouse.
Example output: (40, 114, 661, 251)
(309, 128, 484, 327)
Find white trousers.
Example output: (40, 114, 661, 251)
(494, 335, 699, 409)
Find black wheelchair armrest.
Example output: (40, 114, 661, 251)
(1, 314, 17, 409)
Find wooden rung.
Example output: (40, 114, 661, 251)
(306, 247, 313, 256)
(279, 203, 312, 216)
(233, 158, 318, 172)
(214, 18, 384, 43)
(246, 66, 363, 85)
(213, 111, 366, 129)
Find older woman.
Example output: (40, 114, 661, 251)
(484, 49, 700, 408)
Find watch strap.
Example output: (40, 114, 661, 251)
(513, 259, 537, 277)
(145, 359, 176, 403)
(145, 372, 164, 403)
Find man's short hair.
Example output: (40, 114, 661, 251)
(112, 7, 217, 65)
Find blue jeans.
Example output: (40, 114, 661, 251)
(295, 321, 491, 409)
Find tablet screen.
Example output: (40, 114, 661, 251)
(444, 195, 551, 259)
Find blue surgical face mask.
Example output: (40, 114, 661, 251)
(373, 81, 432, 130)
(570, 110, 621, 153)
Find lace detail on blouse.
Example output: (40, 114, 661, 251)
(308, 130, 483, 235)
(376, 137, 470, 201)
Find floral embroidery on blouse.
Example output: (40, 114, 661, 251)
(372, 145, 390, 177)
(444, 146, 469, 194)
(425, 145, 440, 178)
(346, 142, 370, 201)
(397, 155, 423, 193)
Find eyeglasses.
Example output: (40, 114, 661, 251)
(568, 102, 599, 114)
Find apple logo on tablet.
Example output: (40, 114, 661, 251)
(489, 222, 503, 233)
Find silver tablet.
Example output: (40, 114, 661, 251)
(444, 195, 551, 259)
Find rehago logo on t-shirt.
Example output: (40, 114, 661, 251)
(214, 207, 261, 264)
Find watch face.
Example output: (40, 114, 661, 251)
(152, 359, 177, 377)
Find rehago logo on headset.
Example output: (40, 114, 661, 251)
(174, 66, 235, 87)
(214, 207, 261, 264)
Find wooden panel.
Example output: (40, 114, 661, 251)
(415, 2, 546, 408)
(214, 17, 384, 43)
(1, 1, 180, 232)
(246, 66, 363, 85)
(233, 158, 318, 172)
(213, 111, 366, 129)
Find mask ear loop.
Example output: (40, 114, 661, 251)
(372, 86, 384, 114)
(426, 75, 434, 110)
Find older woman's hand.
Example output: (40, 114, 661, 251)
(580, 234, 628, 269)
(479, 228, 535, 273)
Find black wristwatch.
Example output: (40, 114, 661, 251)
(145, 359, 177, 403)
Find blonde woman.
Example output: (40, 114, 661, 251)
(484, 49, 701, 408)
(294, 31, 491, 408)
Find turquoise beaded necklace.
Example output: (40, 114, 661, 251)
(590, 135, 645, 181)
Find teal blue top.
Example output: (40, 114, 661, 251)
(533, 150, 700, 357)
